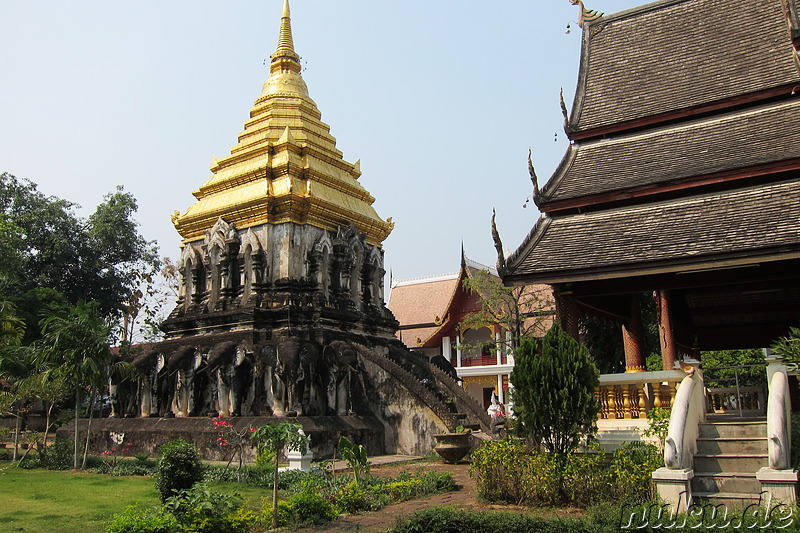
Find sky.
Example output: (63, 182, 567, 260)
(1, 0, 645, 285)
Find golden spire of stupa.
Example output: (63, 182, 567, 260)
(173, 0, 393, 247)
(272, 0, 299, 69)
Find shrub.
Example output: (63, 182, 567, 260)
(41, 437, 73, 470)
(382, 479, 423, 501)
(469, 439, 560, 505)
(562, 445, 612, 506)
(335, 480, 387, 513)
(259, 499, 292, 528)
(511, 324, 600, 455)
(154, 439, 205, 502)
(105, 506, 180, 533)
(287, 487, 338, 525)
(163, 484, 253, 533)
(414, 470, 457, 494)
(387, 506, 591, 533)
(609, 441, 661, 503)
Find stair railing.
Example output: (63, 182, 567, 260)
(766, 364, 791, 470)
(664, 369, 706, 470)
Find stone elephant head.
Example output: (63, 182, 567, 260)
(207, 341, 251, 417)
(274, 336, 324, 416)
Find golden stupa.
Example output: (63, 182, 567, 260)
(172, 0, 393, 247)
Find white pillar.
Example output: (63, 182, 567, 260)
(442, 336, 451, 363)
(456, 336, 462, 368)
(495, 331, 502, 365)
(497, 374, 504, 404)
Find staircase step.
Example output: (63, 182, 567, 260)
(694, 453, 768, 472)
(692, 491, 763, 507)
(699, 421, 766, 439)
(696, 437, 767, 455)
(692, 472, 761, 494)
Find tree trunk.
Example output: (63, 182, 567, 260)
(81, 388, 95, 469)
(12, 412, 21, 463)
(74, 388, 80, 469)
(272, 450, 280, 529)
(43, 401, 55, 453)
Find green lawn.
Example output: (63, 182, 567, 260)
(0, 466, 271, 533)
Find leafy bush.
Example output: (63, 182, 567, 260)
(387, 506, 592, 533)
(641, 407, 670, 452)
(469, 439, 560, 505)
(163, 484, 253, 533)
(414, 470, 457, 494)
(259, 499, 292, 529)
(382, 479, 423, 501)
(287, 486, 338, 525)
(99, 460, 156, 477)
(335, 480, 387, 513)
(41, 437, 73, 470)
(154, 439, 205, 502)
(105, 506, 180, 533)
(608, 441, 661, 503)
(562, 445, 612, 506)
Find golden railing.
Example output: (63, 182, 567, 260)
(596, 370, 687, 420)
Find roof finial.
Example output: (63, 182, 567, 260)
(491, 209, 507, 275)
(569, 0, 603, 28)
(559, 88, 570, 132)
(528, 149, 541, 208)
(271, 0, 301, 74)
(460, 242, 467, 269)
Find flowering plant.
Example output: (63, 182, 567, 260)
(101, 431, 132, 468)
(211, 418, 256, 472)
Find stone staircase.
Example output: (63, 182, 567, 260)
(691, 415, 768, 506)
(353, 343, 490, 433)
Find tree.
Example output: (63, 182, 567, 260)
(33, 301, 113, 468)
(251, 421, 309, 529)
(460, 269, 552, 352)
(772, 327, 800, 363)
(510, 323, 600, 456)
(0, 173, 160, 331)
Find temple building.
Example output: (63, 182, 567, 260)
(388, 253, 553, 409)
(85, 0, 490, 458)
(504, 0, 800, 371)
(502, 0, 800, 507)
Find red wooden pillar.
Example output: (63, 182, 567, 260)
(622, 294, 646, 372)
(654, 289, 678, 370)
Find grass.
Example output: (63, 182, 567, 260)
(0, 465, 273, 533)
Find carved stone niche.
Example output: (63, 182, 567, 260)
(203, 218, 241, 310)
(240, 228, 266, 305)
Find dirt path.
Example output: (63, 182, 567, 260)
(296, 462, 484, 533)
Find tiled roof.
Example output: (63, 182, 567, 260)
(387, 276, 459, 347)
(570, 0, 800, 134)
(543, 99, 800, 203)
(507, 179, 800, 280)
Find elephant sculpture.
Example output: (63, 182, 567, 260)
(167, 346, 203, 417)
(132, 349, 165, 418)
(207, 341, 252, 417)
(323, 340, 361, 415)
(274, 337, 324, 416)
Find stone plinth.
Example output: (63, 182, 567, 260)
(56, 415, 385, 462)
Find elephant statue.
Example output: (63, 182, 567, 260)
(323, 340, 360, 415)
(207, 341, 252, 417)
(167, 346, 202, 417)
(274, 337, 324, 416)
(132, 349, 165, 418)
